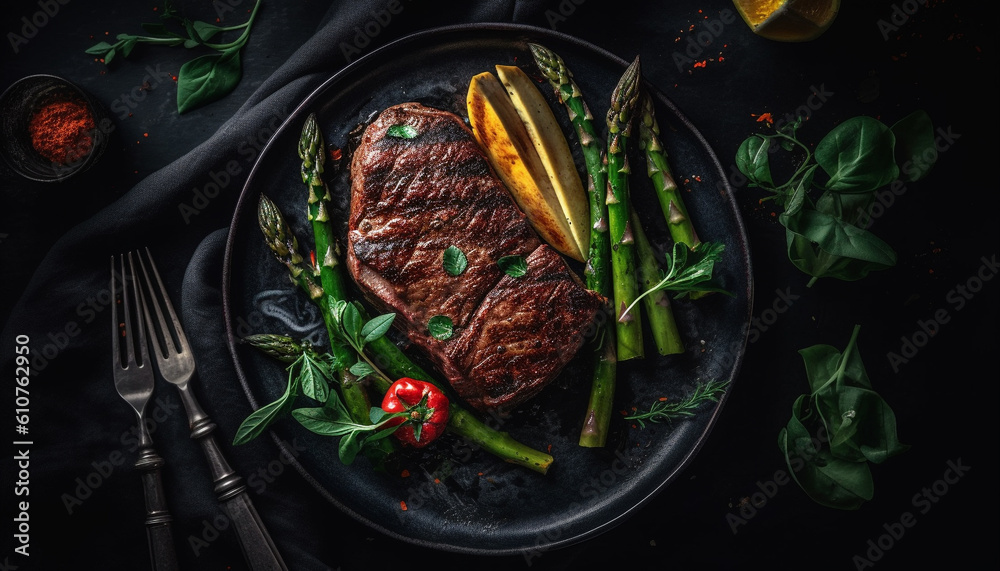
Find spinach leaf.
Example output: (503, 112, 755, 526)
(815, 116, 899, 193)
(778, 326, 908, 510)
(735, 135, 773, 187)
(735, 111, 936, 285)
(176, 46, 243, 114)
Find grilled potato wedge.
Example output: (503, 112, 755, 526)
(496, 64, 590, 259)
(467, 71, 585, 262)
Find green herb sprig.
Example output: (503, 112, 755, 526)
(622, 240, 731, 320)
(778, 325, 908, 510)
(736, 111, 937, 286)
(233, 321, 407, 465)
(85, 0, 262, 113)
(626, 379, 730, 427)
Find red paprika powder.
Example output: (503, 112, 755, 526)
(28, 98, 96, 165)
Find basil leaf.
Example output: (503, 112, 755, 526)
(176, 46, 242, 114)
(360, 313, 395, 346)
(428, 315, 454, 340)
(497, 255, 528, 278)
(298, 352, 331, 403)
(292, 407, 356, 437)
(443, 245, 468, 276)
(386, 124, 418, 139)
(348, 360, 375, 380)
(891, 110, 937, 182)
(815, 116, 899, 193)
(735, 135, 773, 187)
(337, 301, 364, 347)
(232, 364, 298, 445)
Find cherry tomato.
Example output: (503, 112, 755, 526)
(381, 378, 449, 448)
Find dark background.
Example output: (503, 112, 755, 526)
(2, 1, 997, 570)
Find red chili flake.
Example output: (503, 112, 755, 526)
(400, 469, 410, 478)
(143, 132, 149, 138)
(658, 397, 668, 402)
(309, 250, 317, 269)
(330, 148, 343, 161)
(546, 444, 552, 453)
(400, 501, 408, 511)
(756, 112, 774, 124)
(693, 175, 702, 182)
(171, 75, 178, 82)
(693, 60, 707, 68)
(434, 478, 441, 484)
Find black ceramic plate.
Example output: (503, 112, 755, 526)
(223, 23, 752, 556)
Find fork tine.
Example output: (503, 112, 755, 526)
(128, 252, 152, 370)
(112, 253, 151, 372)
(136, 248, 189, 359)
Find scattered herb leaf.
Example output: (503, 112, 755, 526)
(292, 390, 404, 465)
(85, 0, 262, 113)
(626, 379, 730, 428)
(497, 255, 528, 277)
(443, 245, 468, 276)
(428, 315, 454, 340)
(623, 241, 731, 319)
(386, 124, 418, 139)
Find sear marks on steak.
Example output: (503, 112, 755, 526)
(347, 102, 604, 411)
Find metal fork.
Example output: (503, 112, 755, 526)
(111, 253, 180, 571)
(133, 247, 288, 571)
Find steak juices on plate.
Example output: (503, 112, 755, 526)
(347, 102, 604, 412)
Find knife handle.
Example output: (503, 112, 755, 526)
(189, 415, 288, 571)
(135, 447, 180, 571)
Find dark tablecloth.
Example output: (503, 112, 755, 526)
(2, 1, 998, 570)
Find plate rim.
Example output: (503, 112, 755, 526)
(222, 21, 754, 556)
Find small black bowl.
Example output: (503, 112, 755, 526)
(0, 74, 111, 183)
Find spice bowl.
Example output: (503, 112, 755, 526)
(0, 74, 111, 183)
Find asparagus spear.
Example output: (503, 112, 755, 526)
(257, 192, 392, 460)
(529, 43, 618, 447)
(297, 114, 381, 429)
(257, 195, 553, 474)
(605, 56, 644, 361)
(637, 91, 700, 249)
(630, 208, 684, 355)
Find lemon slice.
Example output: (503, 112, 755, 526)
(733, 0, 840, 42)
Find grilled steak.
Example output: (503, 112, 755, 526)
(346, 102, 604, 411)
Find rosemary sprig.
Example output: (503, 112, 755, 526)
(626, 379, 730, 428)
